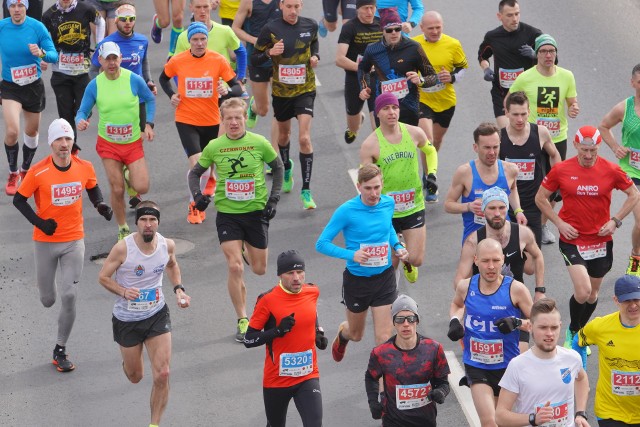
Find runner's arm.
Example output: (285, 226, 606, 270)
(188, 163, 208, 198)
(453, 236, 476, 289)
(315, 207, 355, 261)
(233, 44, 247, 81)
(98, 241, 129, 298)
(231, 0, 256, 45)
(243, 326, 280, 347)
(611, 184, 640, 224)
(495, 388, 527, 427)
(250, 27, 274, 67)
(522, 226, 545, 290)
(539, 126, 561, 166)
(131, 74, 156, 123)
(364, 351, 382, 402)
(336, 43, 357, 72)
(39, 29, 58, 63)
(141, 50, 152, 83)
(416, 44, 437, 87)
(407, 0, 424, 28)
(86, 185, 104, 206)
(13, 192, 42, 225)
(574, 368, 590, 425)
(267, 156, 284, 200)
(222, 76, 243, 99)
(158, 71, 176, 98)
(449, 279, 468, 316)
(75, 79, 98, 124)
(599, 101, 628, 158)
(443, 165, 468, 214)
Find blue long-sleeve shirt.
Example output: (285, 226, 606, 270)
(316, 194, 400, 277)
(375, 0, 424, 27)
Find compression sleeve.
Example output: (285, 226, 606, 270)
(419, 140, 438, 174)
(158, 71, 176, 98)
(86, 185, 104, 206)
(94, 15, 105, 43)
(188, 163, 207, 197)
(243, 326, 280, 348)
(222, 76, 243, 99)
(268, 157, 284, 199)
(233, 44, 247, 80)
(451, 67, 466, 83)
(141, 51, 152, 83)
(13, 192, 41, 225)
(75, 79, 98, 123)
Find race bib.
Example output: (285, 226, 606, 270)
(59, 52, 85, 72)
(534, 400, 569, 427)
(611, 370, 640, 396)
(577, 242, 607, 260)
(279, 349, 313, 377)
(185, 77, 213, 98)
(395, 382, 432, 410)
(51, 182, 82, 206)
(388, 189, 415, 213)
(506, 158, 535, 181)
(225, 179, 255, 201)
(105, 123, 133, 142)
(537, 117, 561, 138)
(469, 337, 504, 364)
(380, 77, 409, 99)
(11, 64, 37, 86)
(127, 288, 160, 311)
(629, 148, 640, 170)
(279, 64, 306, 85)
(498, 67, 523, 88)
(473, 189, 485, 225)
(359, 242, 389, 267)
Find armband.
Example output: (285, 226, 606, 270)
(514, 208, 524, 215)
(173, 285, 185, 294)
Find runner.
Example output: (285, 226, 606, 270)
(160, 21, 242, 223)
(599, 63, 640, 277)
(365, 294, 450, 425)
(412, 10, 468, 202)
(317, 0, 356, 38)
(534, 126, 640, 350)
(244, 250, 326, 427)
(187, 97, 284, 342)
(360, 92, 437, 283)
(150, 0, 186, 58)
(335, 0, 380, 144)
(76, 41, 156, 240)
(251, 0, 319, 209)
(0, 0, 57, 195)
(573, 275, 640, 427)
(448, 238, 533, 427)
(3, 0, 42, 20)
(478, 0, 541, 128)
(444, 122, 525, 245)
(315, 164, 410, 362)
(85, 0, 118, 36)
(13, 118, 112, 372)
(98, 201, 191, 427)
(218, 0, 240, 26)
(496, 297, 590, 427)
(500, 91, 560, 246)
(375, 0, 423, 35)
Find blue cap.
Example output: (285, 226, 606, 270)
(615, 275, 640, 302)
(482, 186, 509, 212)
(187, 22, 208, 41)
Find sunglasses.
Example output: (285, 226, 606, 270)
(117, 16, 136, 23)
(393, 315, 418, 324)
(385, 27, 402, 34)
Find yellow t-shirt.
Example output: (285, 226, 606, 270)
(579, 312, 640, 424)
(219, 0, 241, 20)
(412, 33, 467, 112)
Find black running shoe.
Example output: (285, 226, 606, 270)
(52, 345, 75, 372)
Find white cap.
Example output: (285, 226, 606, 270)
(99, 41, 121, 59)
(48, 118, 74, 145)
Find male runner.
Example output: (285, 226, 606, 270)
(0, 0, 57, 195)
(573, 275, 640, 427)
(336, 0, 380, 144)
(98, 201, 191, 427)
(444, 122, 525, 245)
(251, 0, 319, 209)
(500, 91, 560, 246)
(535, 126, 640, 349)
(244, 250, 327, 427)
(13, 118, 112, 372)
(188, 98, 284, 342)
(150, 0, 186, 58)
(85, 0, 118, 36)
(76, 41, 156, 240)
(360, 92, 437, 283)
(317, 0, 356, 38)
(496, 298, 590, 427)
(448, 238, 533, 427)
(160, 22, 242, 223)
(478, 0, 541, 128)
(315, 164, 410, 362)
(365, 294, 450, 425)
(3, 0, 41, 20)
(599, 63, 640, 277)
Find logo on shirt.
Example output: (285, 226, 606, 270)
(57, 21, 88, 45)
(560, 367, 571, 384)
(606, 340, 615, 347)
(134, 264, 145, 276)
(153, 264, 165, 274)
(576, 185, 598, 196)
(491, 305, 507, 310)
(299, 32, 311, 38)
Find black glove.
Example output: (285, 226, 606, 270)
(262, 196, 279, 220)
(483, 67, 494, 82)
(71, 143, 81, 155)
(35, 218, 57, 236)
(315, 328, 328, 350)
(194, 191, 211, 211)
(275, 313, 295, 337)
(96, 202, 113, 221)
(368, 401, 383, 420)
(428, 388, 447, 404)
(447, 318, 464, 341)
(424, 173, 438, 194)
(495, 316, 522, 334)
(518, 44, 536, 59)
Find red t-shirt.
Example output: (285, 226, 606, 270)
(18, 156, 98, 242)
(249, 283, 320, 388)
(541, 156, 633, 245)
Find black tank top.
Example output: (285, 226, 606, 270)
(244, 0, 281, 38)
(474, 222, 524, 282)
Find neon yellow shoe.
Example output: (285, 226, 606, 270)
(118, 224, 130, 241)
(403, 262, 418, 283)
(300, 189, 316, 210)
(235, 317, 249, 343)
(626, 255, 640, 277)
(283, 160, 294, 193)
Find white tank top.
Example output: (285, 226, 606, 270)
(113, 233, 168, 322)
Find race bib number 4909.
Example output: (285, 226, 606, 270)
(225, 179, 255, 201)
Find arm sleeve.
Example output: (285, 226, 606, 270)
(267, 156, 284, 199)
(158, 70, 176, 98)
(243, 325, 280, 348)
(188, 163, 208, 197)
(315, 206, 356, 261)
(223, 76, 243, 99)
(94, 15, 105, 43)
(142, 50, 152, 83)
(233, 44, 247, 80)
(75, 79, 98, 124)
(13, 192, 41, 225)
(86, 184, 104, 207)
(357, 48, 373, 91)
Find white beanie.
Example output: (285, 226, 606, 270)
(48, 118, 74, 145)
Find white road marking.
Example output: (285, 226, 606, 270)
(315, 75, 321, 87)
(445, 351, 481, 427)
(348, 168, 359, 192)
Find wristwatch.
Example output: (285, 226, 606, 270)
(611, 217, 622, 228)
(173, 284, 185, 294)
(147, 122, 154, 129)
(528, 412, 538, 426)
(575, 411, 588, 421)
(534, 287, 546, 293)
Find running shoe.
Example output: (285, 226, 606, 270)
(300, 189, 316, 210)
(203, 175, 217, 197)
(425, 190, 439, 203)
(626, 255, 640, 277)
(318, 17, 328, 38)
(19, 169, 27, 181)
(331, 322, 348, 362)
(123, 166, 137, 198)
(187, 202, 202, 224)
(240, 90, 250, 100)
(344, 129, 357, 144)
(118, 224, 130, 241)
(541, 224, 556, 244)
(129, 194, 142, 209)
(5, 172, 20, 195)
(563, 328, 576, 349)
(235, 317, 249, 342)
(403, 262, 418, 283)
(283, 159, 294, 193)
(52, 345, 75, 372)
(247, 96, 258, 129)
(150, 14, 163, 44)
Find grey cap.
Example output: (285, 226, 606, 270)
(391, 294, 419, 321)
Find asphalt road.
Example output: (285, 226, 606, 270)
(1, 0, 640, 426)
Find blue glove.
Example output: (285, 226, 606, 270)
(571, 332, 587, 370)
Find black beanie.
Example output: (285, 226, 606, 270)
(277, 250, 305, 276)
